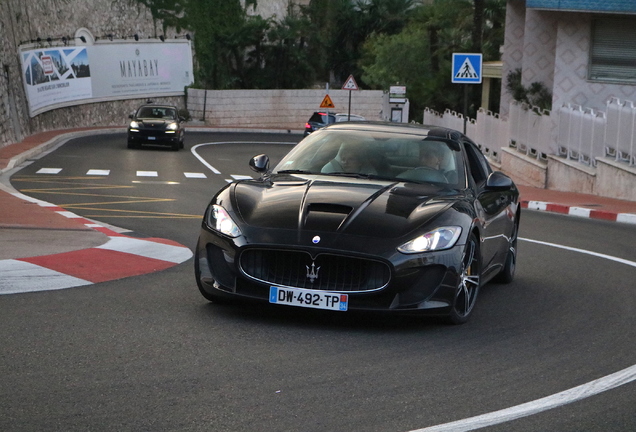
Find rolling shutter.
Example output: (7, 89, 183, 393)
(590, 18, 636, 83)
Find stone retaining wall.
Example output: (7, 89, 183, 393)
(0, 0, 174, 148)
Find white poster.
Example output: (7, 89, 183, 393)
(20, 41, 193, 117)
(21, 47, 93, 115)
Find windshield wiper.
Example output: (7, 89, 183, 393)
(325, 172, 395, 181)
(276, 169, 314, 174)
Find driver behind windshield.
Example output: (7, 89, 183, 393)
(321, 141, 378, 175)
(397, 141, 448, 183)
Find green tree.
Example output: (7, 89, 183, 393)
(260, 5, 315, 88)
(360, 0, 506, 119)
(301, 0, 415, 87)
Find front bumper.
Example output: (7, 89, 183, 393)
(195, 226, 464, 314)
(128, 130, 180, 145)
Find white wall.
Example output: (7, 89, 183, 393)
(187, 89, 387, 131)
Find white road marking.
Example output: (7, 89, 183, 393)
(0, 260, 92, 294)
(568, 207, 591, 218)
(411, 237, 636, 432)
(96, 237, 193, 263)
(231, 174, 253, 180)
(36, 168, 62, 174)
(191, 141, 295, 175)
(184, 172, 207, 178)
(191, 143, 222, 174)
(413, 365, 636, 432)
(136, 171, 158, 177)
(618, 213, 636, 224)
(56, 211, 82, 219)
(86, 169, 110, 176)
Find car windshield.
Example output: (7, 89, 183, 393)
(137, 107, 176, 119)
(274, 129, 465, 188)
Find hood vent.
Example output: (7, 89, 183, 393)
(303, 203, 353, 231)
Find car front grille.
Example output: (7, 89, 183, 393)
(239, 249, 391, 292)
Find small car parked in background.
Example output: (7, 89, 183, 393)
(335, 113, 366, 122)
(304, 112, 366, 136)
(127, 104, 185, 151)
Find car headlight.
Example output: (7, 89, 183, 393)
(166, 122, 178, 131)
(206, 205, 241, 237)
(397, 226, 462, 254)
(129, 120, 140, 129)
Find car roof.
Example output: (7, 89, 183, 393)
(137, 104, 178, 110)
(323, 121, 466, 141)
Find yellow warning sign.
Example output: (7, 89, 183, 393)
(319, 94, 335, 109)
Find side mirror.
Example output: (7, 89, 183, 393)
(249, 154, 270, 173)
(485, 171, 513, 190)
(128, 114, 134, 119)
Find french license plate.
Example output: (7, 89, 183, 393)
(148, 136, 156, 140)
(269, 286, 348, 311)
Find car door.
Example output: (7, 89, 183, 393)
(462, 140, 511, 274)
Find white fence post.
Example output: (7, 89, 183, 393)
(616, 100, 635, 164)
(604, 97, 621, 158)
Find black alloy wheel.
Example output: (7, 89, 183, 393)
(494, 219, 518, 284)
(447, 232, 481, 325)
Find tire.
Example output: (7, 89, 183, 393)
(493, 220, 518, 284)
(171, 141, 179, 151)
(446, 232, 481, 325)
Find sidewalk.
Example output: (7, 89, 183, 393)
(1, 128, 635, 294)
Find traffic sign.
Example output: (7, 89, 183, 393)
(452, 53, 482, 84)
(320, 94, 335, 109)
(342, 75, 359, 91)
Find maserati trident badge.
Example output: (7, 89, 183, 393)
(306, 262, 320, 283)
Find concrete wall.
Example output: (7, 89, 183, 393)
(187, 89, 387, 131)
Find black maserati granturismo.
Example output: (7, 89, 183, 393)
(195, 122, 520, 324)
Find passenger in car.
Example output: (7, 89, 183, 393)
(321, 142, 378, 175)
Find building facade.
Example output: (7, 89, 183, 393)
(501, 0, 636, 116)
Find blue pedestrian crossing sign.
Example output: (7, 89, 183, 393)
(452, 53, 482, 84)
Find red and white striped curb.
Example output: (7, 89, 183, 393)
(0, 196, 193, 295)
(521, 200, 636, 225)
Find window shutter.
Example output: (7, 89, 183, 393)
(590, 18, 636, 83)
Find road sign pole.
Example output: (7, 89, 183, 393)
(342, 75, 359, 120)
(463, 85, 468, 134)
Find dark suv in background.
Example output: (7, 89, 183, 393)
(127, 104, 185, 151)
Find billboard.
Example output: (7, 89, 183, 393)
(21, 40, 193, 117)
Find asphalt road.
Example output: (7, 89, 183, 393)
(1, 132, 636, 432)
